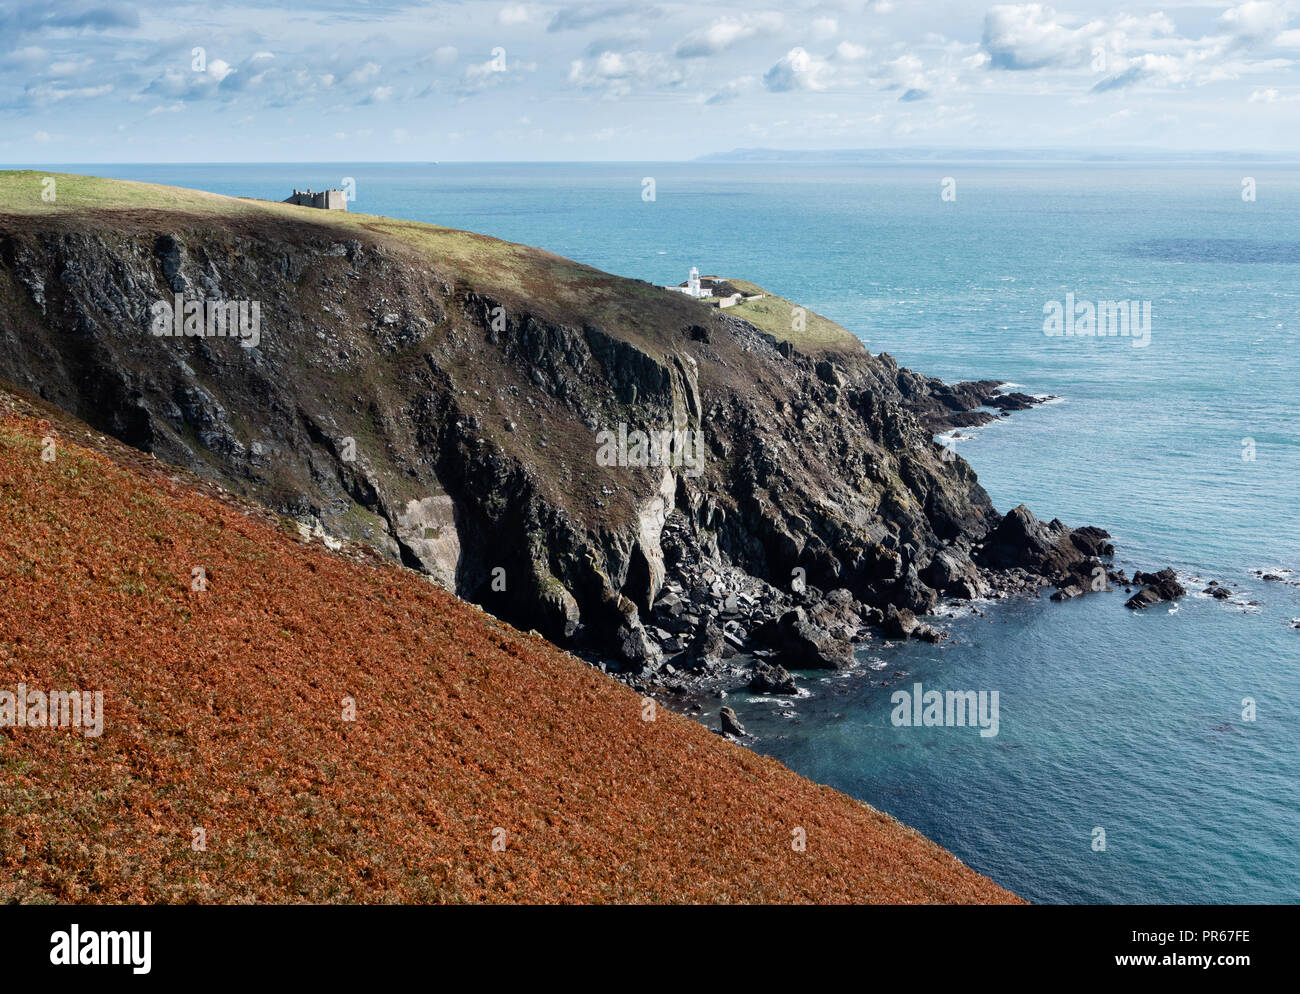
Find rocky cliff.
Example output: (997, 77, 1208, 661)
(0, 172, 1117, 689)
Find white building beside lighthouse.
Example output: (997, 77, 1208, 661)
(664, 266, 713, 298)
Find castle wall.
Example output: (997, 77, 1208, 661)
(283, 190, 348, 211)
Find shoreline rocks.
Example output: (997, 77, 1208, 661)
(719, 706, 746, 737)
(1125, 568, 1188, 610)
(603, 501, 1128, 702)
(0, 213, 1158, 708)
(749, 660, 798, 695)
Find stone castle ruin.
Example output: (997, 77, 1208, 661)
(284, 188, 347, 211)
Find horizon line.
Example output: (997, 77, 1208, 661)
(4, 154, 1300, 168)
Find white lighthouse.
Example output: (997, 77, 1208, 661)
(665, 266, 712, 298)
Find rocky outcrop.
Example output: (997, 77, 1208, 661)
(749, 660, 798, 695)
(1125, 568, 1187, 609)
(0, 191, 1122, 690)
(771, 609, 855, 670)
(888, 373, 1053, 431)
(977, 505, 1108, 579)
(392, 494, 461, 590)
(719, 706, 746, 737)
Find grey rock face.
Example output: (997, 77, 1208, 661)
(0, 214, 1122, 682)
(719, 706, 746, 737)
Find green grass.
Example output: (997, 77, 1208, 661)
(0, 170, 862, 360)
(0, 170, 252, 214)
(0, 170, 664, 345)
(719, 278, 865, 354)
(0, 170, 593, 292)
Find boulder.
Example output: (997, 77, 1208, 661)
(690, 620, 726, 668)
(615, 621, 662, 669)
(719, 706, 745, 737)
(1125, 568, 1185, 609)
(882, 603, 919, 639)
(809, 588, 864, 630)
(1069, 525, 1116, 558)
(913, 623, 945, 643)
(777, 620, 854, 670)
(1124, 588, 1163, 610)
(976, 505, 1109, 582)
(1126, 567, 1186, 609)
(1050, 584, 1083, 601)
(749, 661, 798, 695)
(921, 547, 986, 599)
(896, 566, 940, 614)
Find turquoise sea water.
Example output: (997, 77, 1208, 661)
(37, 161, 1300, 904)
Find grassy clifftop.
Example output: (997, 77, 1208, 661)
(0, 171, 865, 356)
(717, 278, 866, 355)
(0, 171, 698, 353)
(0, 383, 1018, 904)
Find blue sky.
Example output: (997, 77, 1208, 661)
(2, 0, 1298, 161)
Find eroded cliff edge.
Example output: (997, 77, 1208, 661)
(0, 174, 1125, 691)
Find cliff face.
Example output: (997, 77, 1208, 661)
(0, 174, 1108, 676)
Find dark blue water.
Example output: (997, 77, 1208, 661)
(43, 162, 1300, 903)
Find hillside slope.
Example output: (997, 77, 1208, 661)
(0, 385, 1019, 904)
(0, 171, 1113, 684)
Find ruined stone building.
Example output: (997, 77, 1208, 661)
(283, 188, 347, 211)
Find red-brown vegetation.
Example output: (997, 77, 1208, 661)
(0, 391, 1020, 904)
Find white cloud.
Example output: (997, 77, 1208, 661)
(569, 49, 684, 96)
(48, 56, 93, 76)
(763, 47, 833, 92)
(498, 4, 537, 25)
(345, 62, 382, 87)
(885, 53, 928, 90)
(1220, 1, 1292, 45)
(675, 13, 783, 58)
(981, 2, 1297, 94)
(23, 83, 112, 107)
(706, 74, 756, 104)
(982, 4, 1105, 70)
(836, 41, 868, 60)
(459, 53, 536, 94)
(207, 59, 234, 84)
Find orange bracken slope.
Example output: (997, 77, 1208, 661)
(0, 388, 1021, 904)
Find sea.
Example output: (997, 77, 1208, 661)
(42, 161, 1300, 904)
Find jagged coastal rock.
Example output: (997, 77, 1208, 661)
(0, 176, 1169, 697)
(1125, 568, 1188, 609)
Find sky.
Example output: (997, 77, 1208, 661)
(1, 0, 1297, 162)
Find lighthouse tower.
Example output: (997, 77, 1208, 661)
(687, 266, 701, 296)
